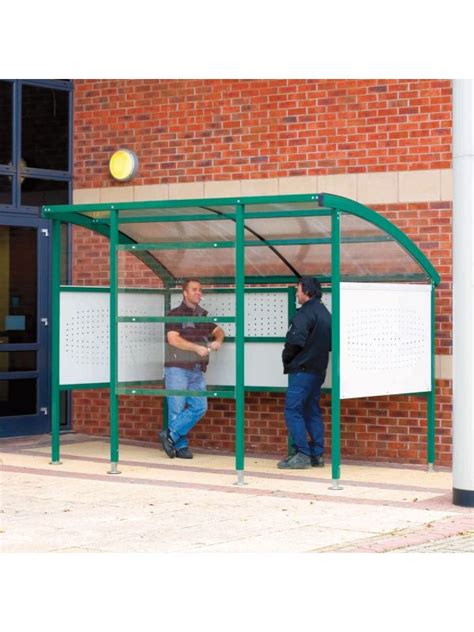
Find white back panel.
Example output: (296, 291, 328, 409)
(205, 343, 286, 387)
(60, 291, 164, 385)
(340, 283, 431, 399)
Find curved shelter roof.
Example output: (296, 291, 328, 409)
(42, 193, 440, 286)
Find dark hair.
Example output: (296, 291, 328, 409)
(298, 276, 322, 299)
(182, 278, 201, 291)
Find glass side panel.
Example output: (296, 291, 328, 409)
(0, 226, 37, 343)
(21, 84, 69, 171)
(0, 378, 37, 416)
(0, 351, 36, 372)
(339, 242, 426, 279)
(116, 299, 235, 389)
(148, 247, 236, 279)
(21, 178, 69, 207)
(0, 175, 12, 205)
(0, 80, 13, 165)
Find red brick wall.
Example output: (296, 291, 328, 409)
(71, 78, 453, 466)
(72, 383, 452, 467)
(74, 79, 451, 186)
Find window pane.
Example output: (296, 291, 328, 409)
(61, 223, 69, 284)
(0, 226, 37, 344)
(0, 351, 37, 372)
(0, 175, 12, 205)
(0, 81, 13, 165)
(0, 378, 37, 416)
(21, 84, 69, 171)
(21, 178, 68, 207)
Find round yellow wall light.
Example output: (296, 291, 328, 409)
(109, 149, 139, 181)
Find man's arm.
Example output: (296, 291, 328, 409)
(208, 325, 224, 351)
(166, 331, 209, 358)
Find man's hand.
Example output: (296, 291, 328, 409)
(208, 341, 222, 352)
(195, 345, 210, 358)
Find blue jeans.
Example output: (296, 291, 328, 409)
(165, 367, 208, 449)
(284, 371, 325, 457)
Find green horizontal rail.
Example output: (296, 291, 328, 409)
(117, 316, 235, 323)
(116, 387, 235, 398)
(58, 381, 431, 398)
(118, 213, 237, 224)
(224, 337, 286, 343)
(120, 235, 393, 253)
(60, 285, 292, 295)
(119, 241, 235, 251)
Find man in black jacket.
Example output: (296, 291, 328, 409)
(278, 276, 331, 469)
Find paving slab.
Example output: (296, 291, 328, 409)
(1, 434, 473, 554)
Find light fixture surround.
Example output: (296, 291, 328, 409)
(109, 149, 139, 181)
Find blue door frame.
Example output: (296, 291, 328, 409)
(0, 213, 51, 437)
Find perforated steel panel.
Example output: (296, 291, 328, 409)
(60, 291, 165, 385)
(171, 290, 288, 338)
(340, 283, 431, 399)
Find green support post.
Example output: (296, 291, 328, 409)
(234, 202, 246, 485)
(286, 285, 297, 456)
(330, 210, 342, 490)
(50, 219, 62, 465)
(162, 286, 171, 432)
(108, 208, 120, 474)
(427, 282, 436, 470)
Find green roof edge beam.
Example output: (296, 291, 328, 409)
(42, 193, 322, 215)
(319, 193, 440, 286)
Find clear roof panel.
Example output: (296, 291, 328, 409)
(244, 216, 331, 239)
(340, 213, 428, 280)
(122, 220, 236, 243)
(76, 203, 430, 283)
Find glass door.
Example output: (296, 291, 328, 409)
(1, 79, 72, 437)
(0, 215, 50, 436)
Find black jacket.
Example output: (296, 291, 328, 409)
(282, 297, 331, 375)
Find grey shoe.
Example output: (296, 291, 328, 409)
(159, 430, 176, 458)
(176, 447, 193, 459)
(311, 455, 324, 467)
(277, 452, 311, 469)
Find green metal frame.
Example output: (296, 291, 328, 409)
(43, 193, 439, 482)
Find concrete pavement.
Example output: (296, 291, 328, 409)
(1, 433, 473, 553)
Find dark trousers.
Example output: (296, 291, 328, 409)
(284, 371, 325, 457)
